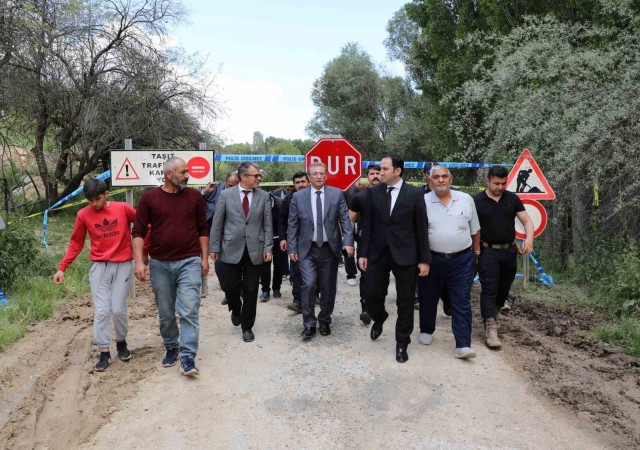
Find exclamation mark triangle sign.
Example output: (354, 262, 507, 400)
(115, 157, 140, 180)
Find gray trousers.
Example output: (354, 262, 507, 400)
(88, 261, 132, 348)
(299, 244, 339, 328)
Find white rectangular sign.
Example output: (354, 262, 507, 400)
(110, 150, 214, 187)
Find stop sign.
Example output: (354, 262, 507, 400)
(305, 138, 362, 191)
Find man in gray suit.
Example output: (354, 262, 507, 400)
(210, 162, 273, 343)
(287, 162, 354, 338)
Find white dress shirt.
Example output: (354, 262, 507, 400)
(310, 186, 328, 243)
(386, 179, 403, 214)
(238, 183, 253, 208)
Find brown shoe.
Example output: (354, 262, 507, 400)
(485, 318, 503, 349)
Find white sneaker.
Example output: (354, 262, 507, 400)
(501, 301, 511, 313)
(454, 347, 477, 359)
(418, 333, 433, 345)
(346, 278, 357, 286)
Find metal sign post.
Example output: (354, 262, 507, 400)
(199, 142, 208, 298)
(124, 139, 136, 300)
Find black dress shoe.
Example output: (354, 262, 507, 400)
(370, 321, 383, 340)
(231, 311, 241, 326)
(287, 302, 302, 313)
(302, 326, 316, 339)
(396, 344, 409, 363)
(243, 329, 255, 342)
(319, 323, 331, 336)
(273, 290, 282, 298)
(260, 291, 270, 302)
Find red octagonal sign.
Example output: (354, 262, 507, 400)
(305, 138, 362, 191)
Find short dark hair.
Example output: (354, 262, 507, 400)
(292, 171, 309, 182)
(422, 162, 433, 173)
(381, 153, 404, 177)
(83, 178, 107, 200)
(487, 165, 509, 179)
(366, 164, 381, 174)
(237, 162, 261, 179)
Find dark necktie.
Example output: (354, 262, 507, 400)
(316, 190, 323, 244)
(242, 190, 250, 217)
(386, 186, 395, 218)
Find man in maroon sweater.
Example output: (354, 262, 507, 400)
(132, 157, 209, 377)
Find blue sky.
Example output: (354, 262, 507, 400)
(171, 0, 408, 144)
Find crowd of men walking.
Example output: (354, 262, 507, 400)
(54, 154, 533, 375)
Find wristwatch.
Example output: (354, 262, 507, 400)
(473, 250, 481, 255)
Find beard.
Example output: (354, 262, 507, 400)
(170, 177, 188, 189)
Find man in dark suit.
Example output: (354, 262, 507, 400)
(358, 154, 431, 363)
(279, 171, 310, 313)
(210, 162, 273, 343)
(287, 162, 354, 338)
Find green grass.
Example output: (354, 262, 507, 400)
(0, 208, 92, 350)
(592, 317, 640, 358)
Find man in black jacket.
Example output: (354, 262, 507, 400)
(278, 171, 310, 312)
(259, 190, 283, 301)
(358, 154, 431, 363)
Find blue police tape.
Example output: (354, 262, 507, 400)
(473, 260, 552, 285)
(213, 154, 512, 169)
(0, 289, 8, 306)
(42, 170, 111, 248)
(530, 252, 554, 286)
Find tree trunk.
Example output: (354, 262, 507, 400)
(31, 104, 56, 206)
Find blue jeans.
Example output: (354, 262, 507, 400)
(150, 256, 202, 358)
(417, 250, 474, 348)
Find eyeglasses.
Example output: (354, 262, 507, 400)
(244, 173, 262, 179)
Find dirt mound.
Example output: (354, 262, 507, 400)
(0, 283, 160, 449)
(486, 291, 640, 448)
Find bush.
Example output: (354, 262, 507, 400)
(573, 230, 640, 317)
(0, 221, 39, 291)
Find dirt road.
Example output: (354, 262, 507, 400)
(1, 269, 638, 449)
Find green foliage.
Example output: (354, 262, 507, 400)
(0, 222, 39, 291)
(592, 317, 640, 358)
(0, 211, 91, 350)
(571, 223, 640, 317)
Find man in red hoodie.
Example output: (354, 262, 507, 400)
(54, 178, 136, 372)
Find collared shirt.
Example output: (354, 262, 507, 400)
(310, 186, 327, 243)
(473, 190, 525, 244)
(238, 183, 253, 208)
(386, 179, 403, 214)
(425, 190, 480, 253)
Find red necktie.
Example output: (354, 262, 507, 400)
(242, 190, 250, 217)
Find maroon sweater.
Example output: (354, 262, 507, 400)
(132, 187, 208, 261)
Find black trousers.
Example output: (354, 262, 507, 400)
(223, 247, 264, 331)
(478, 246, 517, 319)
(290, 260, 302, 305)
(214, 260, 226, 292)
(344, 252, 358, 279)
(364, 246, 417, 345)
(260, 238, 284, 292)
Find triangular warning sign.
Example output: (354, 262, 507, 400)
(115, 157, 140, 181)
(506, 149, 555, 200)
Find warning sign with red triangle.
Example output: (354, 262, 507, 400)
(506, 149, 555, 200)
(115, 157, 140, 181)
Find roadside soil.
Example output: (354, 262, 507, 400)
(0, 271, 638, 449)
